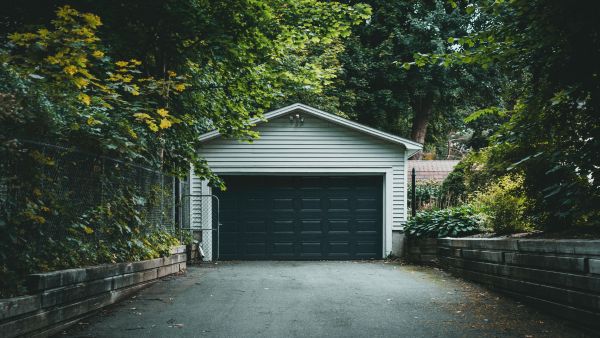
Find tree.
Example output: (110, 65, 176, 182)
(410, 0, 600, 228)
(1, 0, 371, 184)
(326, 0, 502, 158)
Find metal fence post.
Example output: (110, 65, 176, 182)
(412, 167, 416, 217)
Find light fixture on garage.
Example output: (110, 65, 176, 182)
(289, 113, 304, 126)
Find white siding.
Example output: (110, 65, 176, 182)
(199, 113, 407, 229)
(188, 173, 203, 230)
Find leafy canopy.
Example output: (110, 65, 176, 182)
(408, 0, 600, 228)
(1, 1, 371, 187)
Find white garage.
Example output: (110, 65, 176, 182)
(189, 103, 422, 260)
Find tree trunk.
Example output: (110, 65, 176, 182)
(410, 97, 433, 160)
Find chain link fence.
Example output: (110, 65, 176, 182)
(0, 140, 176, 237)
(180, 194, 220, 262)
(0, 140, 183, 296)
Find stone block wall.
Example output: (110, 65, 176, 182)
(406, 238, 438, 264)
(437, 238, 600, 330)
(0, 245, 186, 338)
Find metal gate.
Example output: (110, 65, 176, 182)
(180, 194, 220, 261)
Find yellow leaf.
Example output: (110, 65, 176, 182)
(87, 117, 101, 126)
(159, 118, 172, 129)
(83, 226, 94, 234)
(37, 28, 50, 38)
(78, 93, 91, 105)
(130, 59, 142, 66)
(133, 112, 151, 120)
(174, 83, 186, 92)
(64, 65, 78, 75)
(57, 6, 78, 19)
(130, 84, 140, 96)
(82, 13, 102, 27)
(92, 50, 104, 59)
(157, 108, 169, 117)
(147, 121, 159, 132)
(73, 77, 89, 88)
(33, 188, 42, 197)
(127, 127, 138, 139)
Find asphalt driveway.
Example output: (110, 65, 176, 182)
(60, 261, 591, 338)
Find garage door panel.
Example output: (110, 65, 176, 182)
(272, 243, 294, 254)
(299, 242, 322, 254)
(299, 219, 322, 232)
(356, 198, 377, 209)
(245, 242, 267, 254)
(356, 241, 377, 252)
(328, 242, 350, 252)
(300, 198, 321, 209)
(272, 198, 294, 210)
(328, 197, 350, 209)
(356, 219, 377, 230)
(270, 210, 295, 219)
(272, 220, 294, 233)
(244, 220, 267, 233)
(328, 220, 350, 232)
(214, 175, 382, 260)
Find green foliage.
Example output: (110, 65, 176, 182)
(408, 180, 461, 211)
(405, 205, 483, 238)
(175, 229, 195, 246)
(411, 181, 442, 209)
(440, 149, 491, 202)
(407, 0, 600, 229)
(473, 174, 532, 235)
(0, 143, 181, 297)
(321, 0, 503, 155)
(1, 1, 370, 186)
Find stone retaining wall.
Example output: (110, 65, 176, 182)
(437, 238, 600, 330)
(0, 245, 186, 338)
(406, 238, 438, 264)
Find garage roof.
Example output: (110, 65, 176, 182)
(199, 103, 423, 156)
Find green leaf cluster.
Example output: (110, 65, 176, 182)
(473, 174, 532, 234)
(405, 204, 484, 238)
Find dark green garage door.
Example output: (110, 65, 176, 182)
(215, 175, 383, 260)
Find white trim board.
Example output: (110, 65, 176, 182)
(198, 103, 422, 157)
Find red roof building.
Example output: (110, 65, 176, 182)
(408, 160, 460, 183)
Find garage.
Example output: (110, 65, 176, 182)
(216, 175, 383, 260)
(190, 103, 422, 260)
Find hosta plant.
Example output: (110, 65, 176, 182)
(405, 205, 484, 238)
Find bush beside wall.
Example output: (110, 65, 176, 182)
(0, 246, 186, 338)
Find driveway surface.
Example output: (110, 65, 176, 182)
(60, 261, 591, 338)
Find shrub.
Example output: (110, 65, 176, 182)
(439, 147, 509, 204)
(474, 174, 532, 234)
(408, 180, 465, 211)
(408, 180, 442, 210)
(405, 205, 484, 238)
